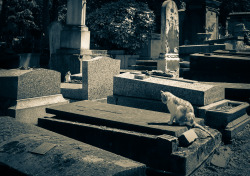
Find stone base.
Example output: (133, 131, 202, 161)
(223, 114, 250, 142)
(7, 94, 69, 124)
(157, 54, 180, 77)
(61, 83, 84, 100)
(60, 25, 90, 50)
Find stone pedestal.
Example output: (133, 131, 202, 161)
(157, 54, 180, 76)
(60, 26, 90, 50)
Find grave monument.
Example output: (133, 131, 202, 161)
(49, 0, 107, 79)
(0, 68, 68, 124)
(157, 0, 180, 77)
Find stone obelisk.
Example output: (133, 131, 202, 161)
(157, 0, 180, 77)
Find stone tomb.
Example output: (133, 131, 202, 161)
(0, 69, 68, 124)
(108, 72, 225, 115)
(0, 116, 145, 176)
(39, 101, 221, 175)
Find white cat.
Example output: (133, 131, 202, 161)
(64, 71, 71, 83)
(160, 90, 215, 139)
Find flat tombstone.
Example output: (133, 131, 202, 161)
(158, 0, 180, 75)
(0, 69, 61, 100)
(82, 56, 120, 100)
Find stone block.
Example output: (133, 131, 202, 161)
(82, 56, 120, 100)
(113, 72, 225, 106)
(0, 68, 61, 100)
(7, 94, 69, 124)
(0, 117, 146, 176)
(198, 100, 249, 128)
(178, 129, 198, 147)
(223, 114, 250, 142)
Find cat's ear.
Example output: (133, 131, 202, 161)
(160, 90, 164, 94)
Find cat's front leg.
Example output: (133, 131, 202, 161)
(168, 115, 175, 125)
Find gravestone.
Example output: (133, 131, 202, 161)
(82, 56, 120, 100)
(157, 0, 180, 76)
(49, 22, 63, 57)
(0, 68, 68, 124)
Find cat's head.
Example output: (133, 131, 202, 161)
(160, 90, 172, 104)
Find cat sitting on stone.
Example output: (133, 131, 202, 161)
(160, 90, 214, 139)
(64, 71, 71, 83)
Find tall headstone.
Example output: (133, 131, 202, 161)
(82, 56, 120, 100)
(157, 0, 180, 77)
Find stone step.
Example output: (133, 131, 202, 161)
(0, 116, 146, 176)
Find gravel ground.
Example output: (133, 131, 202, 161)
(193, 124, 250, 176)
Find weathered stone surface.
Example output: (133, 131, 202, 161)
(158, 0, 180, 73)
(178, 129, 198, 147)
(82, 56, 120, 100)
(0, 116, 146, 176)
(113, 72, 225, 106)
(45, 100, 205, 137)
(40, 100, 221, 175)
(199, 100, 249, 128)
(223, 114, 250, 141)
(38, 117, 179, 170)
(0, 69, 61, 100)
(160, 0, 179, 55)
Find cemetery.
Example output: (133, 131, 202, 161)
(0, 0, 250, 175)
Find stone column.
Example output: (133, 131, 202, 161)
(157, 0, 180, 77)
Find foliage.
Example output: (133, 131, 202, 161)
(87, 0, 155, 54)
(3, 0, 39, 36)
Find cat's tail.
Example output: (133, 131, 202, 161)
(193, 122, 215, 140)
